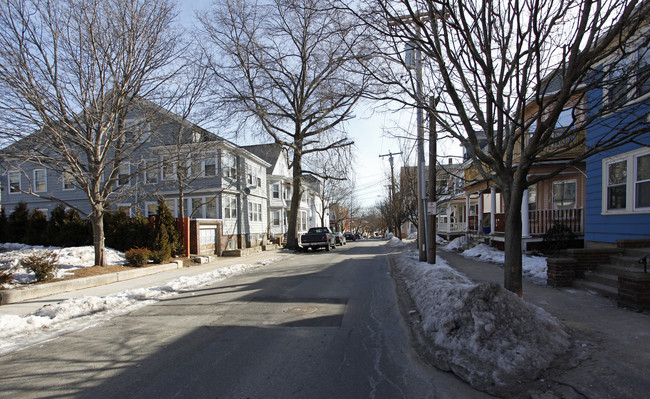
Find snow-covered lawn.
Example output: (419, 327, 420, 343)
(393, 247, 569, 394)
(444, 237, 548, 284)
(0, 244, 126, 288)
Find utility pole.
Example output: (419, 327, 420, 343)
(427, 97, 439, 264)
(379, 151, 403, 239)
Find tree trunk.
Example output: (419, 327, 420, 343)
(502, 185, 524, 297)
(89, 207, 106, 267)
(286, 152, 302, 250)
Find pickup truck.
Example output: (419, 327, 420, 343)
(299, 227, 336, 251)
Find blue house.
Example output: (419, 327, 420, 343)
(584, 35, 650, 247)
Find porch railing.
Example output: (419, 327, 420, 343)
(463, 208, 584, 235)
(493, 208, 583, 234)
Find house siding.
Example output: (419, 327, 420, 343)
(585, 82, 650, 244)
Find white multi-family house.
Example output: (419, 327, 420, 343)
(243, 143, 329, 242)
(0, 100, 270, 254)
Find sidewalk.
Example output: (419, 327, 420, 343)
(0, 248, 290, 316)
(437, 249, 650, 399)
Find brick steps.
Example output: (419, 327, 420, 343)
(556, 239, 650, 310)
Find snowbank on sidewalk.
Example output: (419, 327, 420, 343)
(394, 248, 569, 394)
(386, 237, 407, 247)
(460, 243, 548, 283)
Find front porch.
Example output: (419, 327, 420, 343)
(437, 187, 584, 251)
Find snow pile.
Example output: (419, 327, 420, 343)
(461, 244, 548, 283)
(407, 232, 418, 239)
(0, 244, 126, 288)
(444, 236, 468, 250)
(395, 248, 569, 394)
(386, 237, 408, 247)
(0, 259, 274, 355)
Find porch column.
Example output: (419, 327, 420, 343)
(490, 186, 496, 235)
(478, 191, 484, 232)
(465, 195, 470, 232)
(522, 189, 530, 238)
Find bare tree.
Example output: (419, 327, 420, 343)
(354, 0, 650, 296)
(153, 46, 223, 220)
(305, 147, 354, 228)
(0, 0, 181, 265)
(200, 0, 371, 249)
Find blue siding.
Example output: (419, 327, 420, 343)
(584, 86, 650, 243)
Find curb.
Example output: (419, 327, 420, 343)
(0, 260, 184, 305)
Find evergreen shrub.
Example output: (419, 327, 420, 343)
(125, 247, 151, 267)
(21, 251, 59, 282)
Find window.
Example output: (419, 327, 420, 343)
(8, 171, 20, 193)
(607, 56, 631, 107)
(299, 211, 307, 231)
(146, 202, 158, 217)
(528, 184, 537, 211)
(188, 158, 202, 178)
(117, 163, 130, 186)
(605, 42, 650, 107)
(204, 153, 217, 177)
(166, 199, 177, 217)
(224, 196, 237, 219)
(273, 211, 280, 226)
(117, 204, 132, 217)
(162, 158, 176, 180)
(63, 170, 75, 190)
(635, 153, 650, 209)
(272, 184, 280, 199)
(603, 148, 650, 213)
(34, 169, 47, 192)
(248, 202, 262, 221)
(223, 153, 237, 178)
(552, 180, 576, 209)
(206, 197, 218, 219)
(144, 160, 158, 184)
(607, 160, 627, 210)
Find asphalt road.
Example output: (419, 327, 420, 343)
(0, 239, 490, 399)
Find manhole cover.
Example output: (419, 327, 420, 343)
(284, 305, 318, 314)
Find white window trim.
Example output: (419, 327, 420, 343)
(8, 170, 21, 194)
(602, 34, 650, 110)
(145, 201, 158, 217)
(552, 179, 577, 210)
(33, 169, 47, 192)
(116, 162, 130, 187)
(602, 147, 650, 214)
(62, 170, 75, 191)
(117, 203, 132, 217)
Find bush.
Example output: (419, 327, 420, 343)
(125, 247, 151, 267)
(105, 211, 152, 252)
(152, 198, 182, 256)
(7, 202, 29, 243)
(21, 251, 59, 282)
(150, 249, 170, 264)
(25, 209, 47, 245)
(540, 223, 577, 254)
(0, 268, 13, 286)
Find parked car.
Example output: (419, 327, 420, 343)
(334, 232, 346, 246)
(300, 227, 336, 251)
(343, 232, 356, 241)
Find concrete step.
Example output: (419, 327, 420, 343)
(582, 270, 618, 288)
(596, 262, 644, 275)
(622, 247, 650, 259)
(610, 254, 650, 270)
(573, 279, 618, 299)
